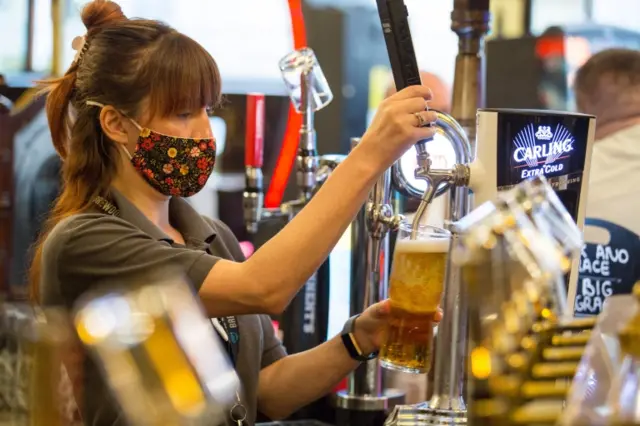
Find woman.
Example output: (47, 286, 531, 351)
(33, 1, 440, 425)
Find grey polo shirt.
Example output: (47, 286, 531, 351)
(39, 189, 286, 426)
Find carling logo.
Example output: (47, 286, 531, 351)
(512, 124, 575, 178)
(535, 125, 553, 140)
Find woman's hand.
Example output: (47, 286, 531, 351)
(357, 85, 437, 170)
(352, 300, 443, 356)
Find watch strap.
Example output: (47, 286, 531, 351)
(341, 314, 379, 362)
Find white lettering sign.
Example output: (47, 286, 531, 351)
(520, 163, 565, 179)
(303, 274, 317, 334)
(513, 139, 574, 163)
(575, 243, 630, 315)
(512, 124, 576, 174)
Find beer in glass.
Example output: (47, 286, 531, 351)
(380, 223, 450, 374)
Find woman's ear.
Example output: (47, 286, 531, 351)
(99, 106, 133, 145)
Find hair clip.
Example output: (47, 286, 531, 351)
(72, 35, 89, 64)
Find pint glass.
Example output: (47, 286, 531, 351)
(380, 223, 451, 374)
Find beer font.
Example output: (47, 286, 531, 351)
(0, 304, 79, 426)
(376, 0, 595, 424)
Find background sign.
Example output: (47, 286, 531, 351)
(574, 218, 640, 316)
(496, 112, 590, 228)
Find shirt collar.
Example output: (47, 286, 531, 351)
(107, 189, 217, 245)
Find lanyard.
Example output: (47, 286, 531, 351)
(216, 316, 241, 368)
(91, 196, 242, 366)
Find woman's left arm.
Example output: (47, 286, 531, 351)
(257, 333, 360, 420)
(257, 301, 442, 420)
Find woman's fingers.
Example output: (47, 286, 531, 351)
(407, 110, 438, 127)
(360, 84, 439, 167)
(434, 307, 444, 323)
(390, 85, 434, 102)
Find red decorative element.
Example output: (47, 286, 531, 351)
(239, 241, 255, 258)
(245, 93, 266, 168)
(265, 0, 308, 208)
(535, 36, 565, 59)
(334, 378, 347, 393)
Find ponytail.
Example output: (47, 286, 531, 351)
(30, 66, 89, 302)
(41, 66, 78, 160)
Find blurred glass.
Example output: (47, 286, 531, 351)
(0, 303, 79, 426)
(74, 274, 240, 426)
(279, 47, 333, 113)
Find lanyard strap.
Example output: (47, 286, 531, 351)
(92, 196, 242, 366)
(217, 316, 241, 368)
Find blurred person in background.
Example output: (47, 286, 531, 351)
(574, 48, 640, 306)
(31, 1, 442, 425)
(385, 71, 452, 113)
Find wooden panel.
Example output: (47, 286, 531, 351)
(0, 108, 14, 297)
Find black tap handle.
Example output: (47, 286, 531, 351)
(376, 0, 422, 91)
(377, 0, 434, 140)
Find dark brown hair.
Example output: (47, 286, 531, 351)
(574, 48, 640, 122)
(30, 0, 222, 300)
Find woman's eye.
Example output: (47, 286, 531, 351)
(177, 112, 191, 119)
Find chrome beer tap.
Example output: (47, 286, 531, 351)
(389, 112, 474, 425)
(377, 0, 597, 423)
(334, 139, 405, 420)
(243, 48, 343, 234)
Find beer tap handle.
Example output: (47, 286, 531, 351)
(377, 0, 434, 144)
(243, 93, 266, 235)
(245, 93, 265, 169)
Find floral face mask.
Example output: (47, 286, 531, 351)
(87, 101, 217, 197)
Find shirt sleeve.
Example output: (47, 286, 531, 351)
(51, 214, 221, 305)
(259, 314, 287, 369)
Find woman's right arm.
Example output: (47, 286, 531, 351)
(199, 86, 437, 317)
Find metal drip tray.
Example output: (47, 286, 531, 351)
(384, 404, 467, 426)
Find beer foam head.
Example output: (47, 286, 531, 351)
(395, 237, 450, 254)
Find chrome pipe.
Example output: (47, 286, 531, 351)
(335, 138, 404, 413)
(297, 70, 319, 202)
(391, 111, 472, 201)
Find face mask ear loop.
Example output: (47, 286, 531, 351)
(86, 100, 137, 160)
(120, 144, 133, 160)
(86, 100, 144, 131)
(87, 101, 114, 161)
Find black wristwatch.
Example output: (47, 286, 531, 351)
(340, 314, 379, 362)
